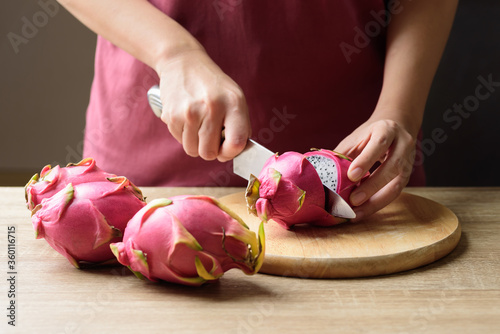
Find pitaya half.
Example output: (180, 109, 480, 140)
(245, 149, 367, 229)
(304, 149, 364, 203)
(31, 177, 146, 268)
(110, 195, 265, 286)
(25, 158, 117, 211)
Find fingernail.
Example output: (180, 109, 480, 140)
(349, 167, 364, 181)
(350, 191, 366, 206)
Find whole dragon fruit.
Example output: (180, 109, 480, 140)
(245, 149, 367, 229)
(110, 195, 265, 286)
(25, 158, 117, 211)
(31, 177, 146, 268)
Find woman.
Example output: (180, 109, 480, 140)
(57, 0, 458, 221)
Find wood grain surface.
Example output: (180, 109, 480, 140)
(0, 187, 499, 333)
(219, 192, 461, 278)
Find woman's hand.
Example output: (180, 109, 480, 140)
(335, 117, 416, 222)
(157, 50, 251, 162)
(336, 0, 458, 221)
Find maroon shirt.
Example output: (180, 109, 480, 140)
(84, 0, 425, 186)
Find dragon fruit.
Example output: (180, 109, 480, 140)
(110, 195, 265, 286)
(25, 158, 117, 211)
(304, 149, 364, 203)
(245, 149, 367, 229)
(31, 177, 146, 268)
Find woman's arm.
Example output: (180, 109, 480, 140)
(58, 0, 250, 161)
(336, 0, 459, 221)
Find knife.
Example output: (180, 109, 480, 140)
(146, 85, 275, 177)
(146, 85, 356, 219)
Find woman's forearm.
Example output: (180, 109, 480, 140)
(57, 0, 204, 73)
(373, 0, 459, 137)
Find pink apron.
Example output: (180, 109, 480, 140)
(84, 0, 425, 186)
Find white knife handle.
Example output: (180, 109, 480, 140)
(147, 85, 163, 117)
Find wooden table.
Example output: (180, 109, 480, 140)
(1, 187, 499, 333)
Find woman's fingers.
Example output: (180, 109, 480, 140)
(351, 173, 408, 222)
(218, 94, 251, 162)
(347, 120, 399, 182)
(158, 50, 250, 161)
(335, 119, 417, 221)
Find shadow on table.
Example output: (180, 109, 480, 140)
(142, 274, 277, 302)
(81, 265, 277, 301)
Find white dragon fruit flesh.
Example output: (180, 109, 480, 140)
(304, 149, 366, 204)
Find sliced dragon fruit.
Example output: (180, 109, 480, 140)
(304, 149, 366, 204)
(246, 149, 368, 228)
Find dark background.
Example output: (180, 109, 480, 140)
(1, 0, 499, 186)
(422, 1, 500, 186)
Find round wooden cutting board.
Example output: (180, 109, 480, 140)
(219, 192, 461, 278)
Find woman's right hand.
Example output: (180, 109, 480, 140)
(156, 49, 251, 162)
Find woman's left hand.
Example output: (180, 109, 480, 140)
(334, 118, 417, 222)
(334, 0, 458, 222)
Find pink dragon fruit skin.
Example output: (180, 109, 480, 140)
(110, 195, 265, 286)
(246, 149, 366, 229)
(25, 158, 117, 211)
(31, 177, 146, 268)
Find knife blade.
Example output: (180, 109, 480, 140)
(326, 186, 356, 219)
(146, 85, 355, 219)
(233, 139, 275, 180)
